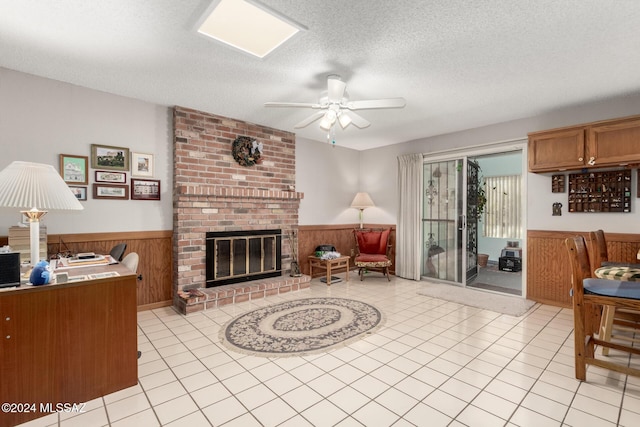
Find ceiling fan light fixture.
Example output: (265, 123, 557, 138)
(265, 74, 405, 142)
(338, 112, 352, 129)
(319, 110, 337, 130)
(319, 117, 332, 130)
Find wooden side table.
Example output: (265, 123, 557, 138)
(308, 255, 350, 285)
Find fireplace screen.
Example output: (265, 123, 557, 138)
(206, 229, 282, 287)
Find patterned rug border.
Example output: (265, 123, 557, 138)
(219, 297, 386, 358)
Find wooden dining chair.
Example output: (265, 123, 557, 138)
(588, 230, 639, 271)
(565, 235, 640, 380)
(589, 229, 608, 273)
(589, 230, 640, 355)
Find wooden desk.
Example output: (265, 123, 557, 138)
(0, 264, 137, 427)
(308, 255, 350, 285)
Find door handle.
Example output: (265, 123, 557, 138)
(459, 215, 466, 230)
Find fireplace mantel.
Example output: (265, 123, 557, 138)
(176, 185, 304, 201)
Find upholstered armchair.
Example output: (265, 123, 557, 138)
(353, 228, 392, 281)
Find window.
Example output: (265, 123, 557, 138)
(483, 175, 522, 238)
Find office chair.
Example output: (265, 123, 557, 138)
(121, 252, 139, 274)
(109, 243, 127, 262)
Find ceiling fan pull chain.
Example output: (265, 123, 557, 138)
(328, 125, 337, 147)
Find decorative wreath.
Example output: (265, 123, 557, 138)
(232, 136, 263, 167)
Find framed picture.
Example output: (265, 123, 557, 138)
(59, 154, 88, 184)
(131, 178, 161, 201)
(91, 144, 130, 171)
(93, 183, 129, 200)
(69, 186, 88, 201)
(131, 152, 154, 177)
(95, 170, 127, 183)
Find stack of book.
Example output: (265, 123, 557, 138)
(8, 226, 47, 264)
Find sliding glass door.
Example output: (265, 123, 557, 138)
(422, 158, 479, 285)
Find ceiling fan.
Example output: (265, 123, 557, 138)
(264, 74, 406, 132)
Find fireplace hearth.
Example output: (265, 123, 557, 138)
(206, 229, 282, 287)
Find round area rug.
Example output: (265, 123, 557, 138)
(219, 297, 384, 357)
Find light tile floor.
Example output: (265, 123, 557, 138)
(18, 275, 640, 427)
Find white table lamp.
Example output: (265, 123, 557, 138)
(350, 192, 375, 229)
(0, 161, 84, 266)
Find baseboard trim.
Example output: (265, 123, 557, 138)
(137, 300, 172, 312)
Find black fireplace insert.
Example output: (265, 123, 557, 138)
(205, 229, 282, 287)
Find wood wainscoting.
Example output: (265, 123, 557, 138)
(527, 230, 640, 307)
(298, 224, 396, 278)
(47, 230, 173, 310)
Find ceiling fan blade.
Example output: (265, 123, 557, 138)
(344, 111, 371, 129)
(264, 102, 321, 108)
(346, 98, 406, 110)
(294, 111, 326, 128)
(327, 75, 347, 102)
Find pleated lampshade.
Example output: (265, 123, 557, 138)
(0, 161, 84, 210)
(350, 192, 375, 229)
(350, 192, 375, 209)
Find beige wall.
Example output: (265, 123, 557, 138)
(359, 93, 640, 234)
(3, 66, 640, 236)
(0, 67, 173, 235)
(295, 137, 361, 225)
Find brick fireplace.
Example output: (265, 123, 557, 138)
(173, 106, 308, 314)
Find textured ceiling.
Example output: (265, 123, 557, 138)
(1, 0, 639, 150)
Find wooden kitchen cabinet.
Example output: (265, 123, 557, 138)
(528, 114, 640, 172)
(528, 126, 585, 172)
(588, 116, 640, 166)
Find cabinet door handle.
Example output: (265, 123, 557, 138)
(588, 157, 596, 166)
(578, 157, 583, 161)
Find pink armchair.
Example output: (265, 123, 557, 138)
(353, 228, 392, 281)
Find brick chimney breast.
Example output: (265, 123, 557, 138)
(173, 107, 304, 312)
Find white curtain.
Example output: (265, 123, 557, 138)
(484, 175, 523, 238)
(396, 153, 423, 280)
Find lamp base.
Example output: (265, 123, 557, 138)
(20, 208, 48, 266)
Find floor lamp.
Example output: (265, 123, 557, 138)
(350, 192, 375, 229)
(0, 161, 84, 267)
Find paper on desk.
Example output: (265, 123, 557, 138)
(56, 255, 114, 269)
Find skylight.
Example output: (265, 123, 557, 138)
(198, 0, 302, 58)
